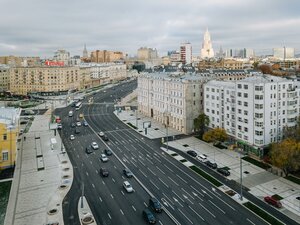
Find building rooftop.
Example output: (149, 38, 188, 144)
(0, 107, 21, 127)
(241, 74, 290, 83)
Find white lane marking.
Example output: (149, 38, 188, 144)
(108, 213, 111, 219)
(184, 196, 194, 205)
(112, 178, 115, 183)
(102, 180, 105, 185)
(144, 202, 148, 207)
(181, 188, 195, 200)
(247, 218, 256, 225)
(90, 161, 92, 164)
(159, 178, 169, 188)
(147, 167, 157, 176)
(154, 156, 162, 163)
(164, 164, 174, 172)
(139, 170, 148, 178)
(120, 209, 124, 215)
(176, 174, 187, 183)
(168, 176, 179, 186)
(139, 159, 146, 166)
(145, 157, 154, 165)
(77, 154, 79, 158)
(150, 180, 160, 190)
(178, 208, 194, 224)
(114, 165, 117, 169)
(111, 194, 114, 199)
(172, 190, 184, 202)
(92, 183, 95, 188)
(86, 171, 89, 176)
(162, 193, 175, 205)
(156, 166, 166, 175)
(132, 205, 136, 211)
(199, 202, 216, 218)
(95, 170, 98, 174)
(121, 190, 125, 195)
(159, 221, 164, 225)
(190, 186, 204, 197)
(99, 196, 102, 202)
(188, 205, 205, 221)
(209, 200, 225, 214)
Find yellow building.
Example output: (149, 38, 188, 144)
(0, 108, 21, 170)
(90, 50, 124, 63)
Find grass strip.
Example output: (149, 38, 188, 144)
(0, 181, 12, 225)
(190, 165, 222, 187)
(243, 202, 284, 225)
(127, 122, 137, 129)
(242, 156, 271, 170)
(285, 175, 300, 185)
(180, 159, 187, 163)
(171, 153, 178, 156)
(272, 194, 283, 201)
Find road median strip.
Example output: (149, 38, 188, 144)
(189, 165, 222, 187)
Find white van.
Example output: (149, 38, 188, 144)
(68, 110, 73, 117)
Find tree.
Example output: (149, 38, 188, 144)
(270, 138, 300, 176)
(194, 113, 209, 138)
(203, 128, 228, 143)
(258, 64, 272, 74)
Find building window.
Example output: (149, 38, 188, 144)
(255, 95, 263, 100)
(255, 86, 263, 91)
(244, 127, 248, 132)
(3, 134, 7, 140)
(238, 109, 242, 113)
(244, 93, 248, 98)
(244, 102, 248, 107)
(244, 110, 248, 115)
(255, 113, 263, 118)
(244, 85, 248, 89)
(255, 130, 263, 136)
(2, 151, 8, 161)
(238, 92, 242, 97)
(244, 119, 248, 124)
(237, 84, 242, 89)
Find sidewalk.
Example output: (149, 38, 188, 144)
(115, 108, 300, 223)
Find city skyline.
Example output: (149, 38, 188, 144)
(0, 0, 300, 57)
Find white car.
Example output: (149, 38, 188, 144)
(70, 135, 75, 140)
(98, 131, 104, 137)
(76, 121, 81, 127)
(100, 154, 108, 162)
(197, 154, 207, 162)
(91, 142, 99, 150)
(123, 181, 133, 193)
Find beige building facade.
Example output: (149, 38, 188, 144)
(90, 50, 124, 63)
(0, 64, 10, 92)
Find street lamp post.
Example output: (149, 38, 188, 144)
(240, 153, 243, 201)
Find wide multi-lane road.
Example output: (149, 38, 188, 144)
(57, 80, 269, 225)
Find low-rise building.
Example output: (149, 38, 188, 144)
(0, 107, 21, 170)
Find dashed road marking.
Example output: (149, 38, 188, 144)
(120, 209, 124, 215)
(108, 213, 111, 219)
(111, 194, 114, 199)
(132, 205, 136, 211)
(99, 196, 102, 202)
(92, 183, 95, 188)
(178, 208, 193, 224)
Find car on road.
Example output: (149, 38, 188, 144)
(100, 167, 109, 177)
(142, 208, 156, 224)
(79, 113, 84, 119)
(123, 168, 133, 178)
(70, 135, 75, 140)
(205, 160, 217, 169)
(100, 154, 108, 162)
(104, 149, 112, 156)
(123, 181, 133, 193)
(149, 198, 162, 213)
(85, 147, 93, 154)
(197, 154, 207, 162)
(217, 168, 230, 176)
(102, 135, 109, 141)
(187, 150, 197, 157)
(98, 131, 104, 137)
(76, 121, 81, 127)
(264, 196, 282, 208)
(91, 142, 99, 150)
(83, 121, 88, 126)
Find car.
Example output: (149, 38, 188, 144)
(104, 149, 112, 156)
(102, 135, 109, 141)
(142, 208, 156, 224)
(83, 121, 88, 126)
(71, 123, 76, 128)
(75, 128, 80, 134)
(123, 168, 133, 178)
(98, 131, 104, 137)
(85, 147, 93, 154)
(205, 160, 217, 169)
(217, 168, 230, 176)
(149, 198, 162, 213)
(264, 196, 282, 208)
(79, 113, 84, 119)
(100, 154, 108, 162)
(123, 181, 133, 193)
(70, 135, 75, 140)
(57, 123, 62, 129)
(76, 121, 81, 127)
(100, 167, 109, 177)
(187, 150, 197, 157)
(91, 142, 99, 150)
(197, 154, 207, 162)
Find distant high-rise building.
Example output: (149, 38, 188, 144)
(137, 47, 158, 60)
(216, 46, 225, 58)
(53, 49, 70, 65)
(83, 44, 88, 58)
(273, 47, 295, 59)
(180, 42, 192, 64)
(200, 28, 214, 58)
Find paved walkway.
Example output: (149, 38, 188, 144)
(115, 108, 300, 223)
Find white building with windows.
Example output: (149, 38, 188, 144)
(204, 75, 300, 155)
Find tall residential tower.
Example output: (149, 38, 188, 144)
(200, 28, 214, 58)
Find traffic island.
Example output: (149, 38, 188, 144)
(78, 196, 97, 225)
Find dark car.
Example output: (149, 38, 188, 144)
(104, 149, 112, 156)
(100, 167, 109, 177)
(123, 168, 133, 178)
(149, 198, 162, 213)
(205, 160, 218, 169)
(217, 168, 230, 176)
(142, 208, 156, 224)
(75, 128, 80, 134)
(102, 135, 109, 141)
(85, 147, 93, 154)
(187, 150, 197, 157)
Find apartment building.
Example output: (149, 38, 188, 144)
(137, 70, 257, 134)
(0, 64, 10, 92)
(204, 75, 300, 156)
(9, 66, 80, 95)
(90, 50, 124, 63)
(0, 107, 21, 170)
(180, 42, 192, 65)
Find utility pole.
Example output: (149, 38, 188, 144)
(240, 154, 243, 201)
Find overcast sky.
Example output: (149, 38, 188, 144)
(1, 0, 299, 57)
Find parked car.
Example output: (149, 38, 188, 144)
(98, 131, 104, 137)
(76, 121, 81, 127)
(264, 196, 282, 208)
(83, 121, 88, 126)
(142, 208, 156, 224)
(123, 181, 133, 193)
(149, 198, 162, 213)
(217, 168, 230, 176)
(100, 167, 109, 177)
(123, 168, 133, 178)
(104, 149, 112, 156)
(100, 154, 108, 162)
(85, 147, 93, 154)
(70, 135, 75, 140)
(205, 160, 217, 169)
(197, 154, 207, 162)
(187, 150, 197, 157)
(91, 142, 99, 150)
(102, 135, 109, 141)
